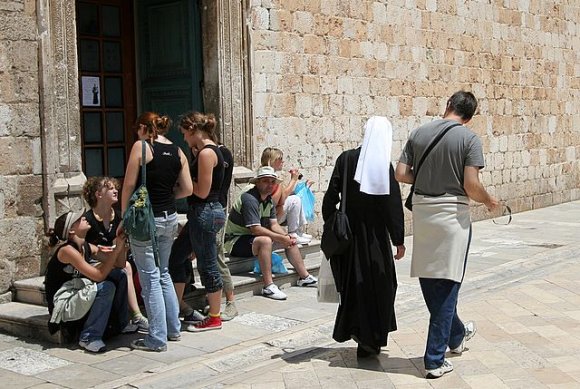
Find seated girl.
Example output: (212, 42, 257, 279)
(82, 176, 149, 332)
(45, 211, 134, 353)
(260, 147, 312, 244)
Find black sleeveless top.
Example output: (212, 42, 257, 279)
(84, 209, 121, 246)
(189, 144, 225, 205)
(44, 241, 92, 315)
(136, 141, 182, 215)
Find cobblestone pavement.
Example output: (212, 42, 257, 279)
(1, 201, 579, 388)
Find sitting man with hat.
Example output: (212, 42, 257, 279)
(224, 166, 318, 300)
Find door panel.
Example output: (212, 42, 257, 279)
(136, 0, 204, 152)
(77, 0, 135, 179)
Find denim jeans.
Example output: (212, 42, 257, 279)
(419, 278, 465, 369)
(130, 212, 181, 350)
(188, 202, 225, 293)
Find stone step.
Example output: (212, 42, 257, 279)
(11, 241, 322, 308)
(1, 244, 323, 344)
(0, 302, 61, 344)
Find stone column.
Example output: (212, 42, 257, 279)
(38, 0, 86, 234)
(201, 0, 253, 167)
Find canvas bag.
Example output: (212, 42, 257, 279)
(317, 254, 339, 303)
(321, 160, 351, 258)
(405, 123, 461, 211)
(122, 141, 159, 266)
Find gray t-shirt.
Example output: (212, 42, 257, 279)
(399, 119, 485, 197)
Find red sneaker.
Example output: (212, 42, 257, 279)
(186, 315, 222, 332)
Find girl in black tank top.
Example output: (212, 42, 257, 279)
(45, 211, 130, 351)
(179, 111, 226, 331)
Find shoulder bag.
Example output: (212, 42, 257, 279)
(321, 158, 352, 258)
(405, 122, 461, 211)
(122, 140, 159, 265)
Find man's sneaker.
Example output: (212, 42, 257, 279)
(262, 283, 287, 300)
(121, 322, 139, 334)
(450, 321, 477, 354)
(289, 232, 311, 245)
(131, 339, 167, 352)
(131, 314, 149, 333)
(79, 339, 106, 353)
(425, 360, 454, 379)
(186, 315, 222, 332)
(298, 231, 313, 240)
(221, 301, 238, 321)
(297, 274, 318, 287)
(182, 310, 205, 324)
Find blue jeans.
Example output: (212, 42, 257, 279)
(130, 212, 181, 350)
(79, 269, 130, 343)
(419, 278, 465, 369)
(188, 202, 225, 293)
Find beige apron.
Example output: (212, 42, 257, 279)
(411, 194, 471, 283)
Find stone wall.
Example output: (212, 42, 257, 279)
(247, 0, 580, 235)
(0, 0, 43, 300)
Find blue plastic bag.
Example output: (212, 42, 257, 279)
(253, 252, 288, 275)
(294, 181, 315, 222)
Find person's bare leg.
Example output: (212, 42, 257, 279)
(285, 245, 309, 278)
(252, 236, 274, 286)
(206, 290, 222, 316)
(124, 262, 142, 316)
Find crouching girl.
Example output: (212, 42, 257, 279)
(45, 211, 133, 352)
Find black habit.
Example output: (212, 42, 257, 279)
(322, 148, 405, 348)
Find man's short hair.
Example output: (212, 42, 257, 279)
(446, 91, 478, 121)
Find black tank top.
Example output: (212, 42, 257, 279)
(189, 144, 225, 205)
(136, 141, 182, 215)
(84, 209, 121, 246)
(44, 241, 92, 314)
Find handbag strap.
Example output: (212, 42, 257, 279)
(140, 140, 147, 186)
(339, 157, 348, 212)
(412, 122, 461, 185)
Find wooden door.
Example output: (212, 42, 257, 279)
(136, 0, 204, 153)
(76, 0, 136, 178)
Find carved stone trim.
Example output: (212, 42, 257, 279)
(37, 0, 85, 229)
(201, 0, 252, 167)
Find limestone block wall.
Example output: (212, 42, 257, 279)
(247, 0, 580, 235)
(0, 0, 43, 300)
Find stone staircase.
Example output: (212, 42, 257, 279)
(0, 241, 322, 344)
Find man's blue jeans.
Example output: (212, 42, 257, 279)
(419, 278, 466, 369)
(130, 212, 181, 350)
(188, 202, 225, 293)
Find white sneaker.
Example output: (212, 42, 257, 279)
(450, 321, 476, 354)
(297, 274, 318, 287)
(289, 232, 311, 245)
(298, 231, 313, 240)
(261, 283, 287, 300)
(425, 360, 453, 379)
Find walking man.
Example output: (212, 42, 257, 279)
(395, 91, 498, 378)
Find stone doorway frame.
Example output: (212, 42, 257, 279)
(37, 0, 253, 229)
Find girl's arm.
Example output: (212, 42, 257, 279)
(58, 244, 116, 282)
(174, 148, 193, 200)
(120, 141, 143, 215)
(191, 147, 217, 199)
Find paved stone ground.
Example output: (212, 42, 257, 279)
(1, 201, 579, 388)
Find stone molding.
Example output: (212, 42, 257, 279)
(37, 0, 85, 229)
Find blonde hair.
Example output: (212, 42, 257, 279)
(260, 147, 283, 167)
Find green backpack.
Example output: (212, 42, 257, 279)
(123, 140, 159, 266)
